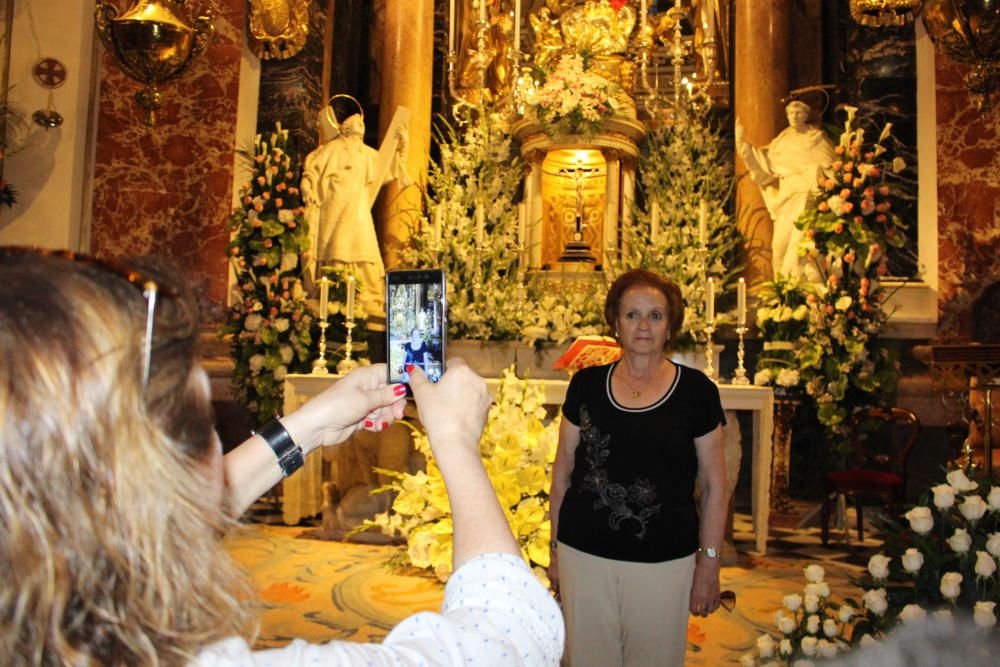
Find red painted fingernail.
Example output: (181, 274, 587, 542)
(364, 420, 374, 428)
(405, 364, 415, 374)
(381, 421, 389, 430)
(393, 384, 407, 396)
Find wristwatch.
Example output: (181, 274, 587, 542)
(698, 546, 720, 559)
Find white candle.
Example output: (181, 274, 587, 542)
(706, 277, 715, 325)
(513, 0, 521, 56)
(640, 0, 647, 37)
(517, 202, 526, 245)
(433, 204, 443, 245)
(737, 277, 746, 327)
(479, 0, 485, 22)
(448, 0, 456, 54)
(698, 199, 708, 246)
(650, 200, 660, 242)
(319, 276, 329, 321)
(346, 275, 356, 322)
(476, 205, 485, 245)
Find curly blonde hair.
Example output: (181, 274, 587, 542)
(0, 252, 255, 665)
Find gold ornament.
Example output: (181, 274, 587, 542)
(94, 1, 214, 126)
(248, 0, 309, 60)
(923, 0, 1000, 111)
(849, 0, 924, 27)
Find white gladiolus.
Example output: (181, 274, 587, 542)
(817, 639, 838, 658)
(987, 532, 1000, 557)
(740, 654, 756, 667)
(988, 486, 1000, 511)
(904, 506, 934, 534)
(899, 604, 927, 625)
(863, 588, 888, 615)
(946, 469, 978, 492)
(273, 365, 287, 382)
(868, 554, 891, 580)
(959, 495, 988, 522)
(757, 633, 775, 658)
(823, 618, 838, 638)
(838, 605, 856, 623)
(973, 601, 997, 628)
(940, 572, 963, 599)
(901, 547, 924, 573)
(804, 564, 825, 583)
(778, 616, 797, 635)
(804, 594, 820, 613)
(800, 636, 818, 656)
(244, 313, 264, 331)
(975, 550, 997, 578)
(784, 593, 803, 612)
(779, 639, 793, 656)
(816, 582, 831, 598)
(806, 614, 820, 634)
(931, 483, 957, 509)
(248, 354, 265, 373)
(948, 528, 972, 553)
(859, 634, 878, 648)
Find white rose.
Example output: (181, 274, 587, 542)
(931, 483, 957, 509)
(739, 654, 756, 667)
(973, 601, 997, 628)
(948, 528, 972, 553)
(868, 554, 892, 580)
(803, 564, 825, 583)
(800, 636, 818, 656)
(756, 634, 776, 658)
(816, 582, 831, 598)
(959, 495, 988, 522)
(988, 486, 1000, 511)
(899, 604, 926, 625)
(248, 354, 265, 373)
(859, 634, 878, 648)
(975, 550, 997, 578)
(817, 639, 838, 659)
(940, 571, 963, 599)
(946, 469, 978, 492)
(838, 605, 856, 623)
(901, 547, 924, 574)
(806, 614, 820, 634)
(274, 317, 290, 333)
(754, 369, 774, 386)
(776, 368, 800, 388)
(863, 588, 888, 616)
(244, 313, 264, 331)
(784, 593, 803, 612)
(827, 195, 847, 216)
(823, 618, 838, 638)
(835, 295, 853, 311)
(804, 594, 819, 613)
(987, 532, 1000, 557)
(279, 345, 294, 364)
(779, 638, 793, 656)
(904, 506, 934, 534)
(778, 615, 797, 634)
(273, 365, 287, 382)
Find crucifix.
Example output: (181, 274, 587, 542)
(558, 157, 599, 263)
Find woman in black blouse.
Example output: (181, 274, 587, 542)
(549, 269, 728, 666)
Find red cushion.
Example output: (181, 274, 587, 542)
(827, 469, 902, 494)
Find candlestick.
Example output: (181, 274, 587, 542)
(704, 323, 717, 382)
(705, 277, 715, 325)
(448, 0, 456, 54)
(699, 199, 708, 247)
(732, 324, 750, 385)
(312, 319, 330, 375)
(345, 275, 356, 322)
(737, 277, 746, 327)
(650, 200, 660, 243)
(318, 276, 329, 321)
(513, 0, 520, 56)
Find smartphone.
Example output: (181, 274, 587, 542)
(385, 269, 446, 392)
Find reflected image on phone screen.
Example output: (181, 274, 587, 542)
(386, 270, 445, 388)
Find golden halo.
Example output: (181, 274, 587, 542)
(325, 94, 365, 135)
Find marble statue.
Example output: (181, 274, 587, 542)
(736, 100, 835, 279)
(301, 113, 410, 316)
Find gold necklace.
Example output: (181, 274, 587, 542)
(618, 365, 653, 398)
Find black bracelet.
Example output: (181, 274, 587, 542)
(254, 418, 304, 478)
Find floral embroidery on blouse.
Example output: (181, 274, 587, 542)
(579, 405, 662, 539)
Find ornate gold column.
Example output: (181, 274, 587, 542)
(375, 0, 434, 268)
(734, 0, 792, 284)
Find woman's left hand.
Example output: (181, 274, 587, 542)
(689, 557, 722, 617)
(282, 363, 407, 455)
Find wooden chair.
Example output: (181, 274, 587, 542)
(820, 407, 921, 545)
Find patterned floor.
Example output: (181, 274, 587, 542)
(231, 500, 889, 664)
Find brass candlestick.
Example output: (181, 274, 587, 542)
(704, 324, 717, 381)
(336, 321, 359, 375)
(733, 325, 750, 385)
(312, 320, 330, 375)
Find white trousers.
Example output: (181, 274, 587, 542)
(558, 543, 695, 667)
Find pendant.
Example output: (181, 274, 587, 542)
(632, 390, 640, 398)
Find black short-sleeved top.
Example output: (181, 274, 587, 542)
(557, 361, 725, 563)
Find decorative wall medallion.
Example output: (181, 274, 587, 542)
(32, 57, 66, 128)
(248, 0, 309, 60)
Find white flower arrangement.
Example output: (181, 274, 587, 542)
(527, 54, 621, 138)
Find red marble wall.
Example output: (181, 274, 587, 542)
(90, 0, 245, 321)
(935, 58, 1000, 339)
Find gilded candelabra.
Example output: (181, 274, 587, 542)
(336, 321, 360, 375)
(312, 319, 330, 375)
(733, 325, 750, 384)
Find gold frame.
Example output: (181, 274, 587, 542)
(248, 0, 309, 60)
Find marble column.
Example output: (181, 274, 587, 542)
(375, 0, 434, 269)
(734, 0, 793, 285)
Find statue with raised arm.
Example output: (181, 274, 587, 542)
(736, 100, 835, 279)
(301, 112, 410, 316)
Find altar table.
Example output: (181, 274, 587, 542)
(281, 374, 775, 553)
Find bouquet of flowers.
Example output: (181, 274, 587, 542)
(222, 124, 315, 425)
(849, 468, 1000, 637)
(740, 564, 859, 666)
(753, 276, 811, 397)
(527, 54, 621, 138)
(359, 367, 559, 583)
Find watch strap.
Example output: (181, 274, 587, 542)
(254, 418, 304, 478)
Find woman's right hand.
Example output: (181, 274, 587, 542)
(409, 359, 491, 463)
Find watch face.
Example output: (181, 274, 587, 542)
(703, 547, 719, 558)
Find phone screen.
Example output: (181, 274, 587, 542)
(385, 269, 446, 389)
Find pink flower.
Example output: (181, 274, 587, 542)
(844, 252, 856, 264)
(840, 188, 852, 199)
(257, 176, 266, 185)
(263, 238, 273, 248)
(879, 185, 890, 196)
(876, 213, 888, 223)
(842, 202, 854, 213)
(853, 178, 864, 189)
(864, 187, 875, 198)
(275, 198, 283, 207)
(262, 191, 270, 200)
(834, 223, 844, 234)
(826, 305, 835, 315)
(854, 215, 864, 225)
(818, 201, 830, 212)
(835, 145, 845, 155)
(832, 160, 843, 171)
(844, 162, 855, 172)
(843, 173, 853, 184)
